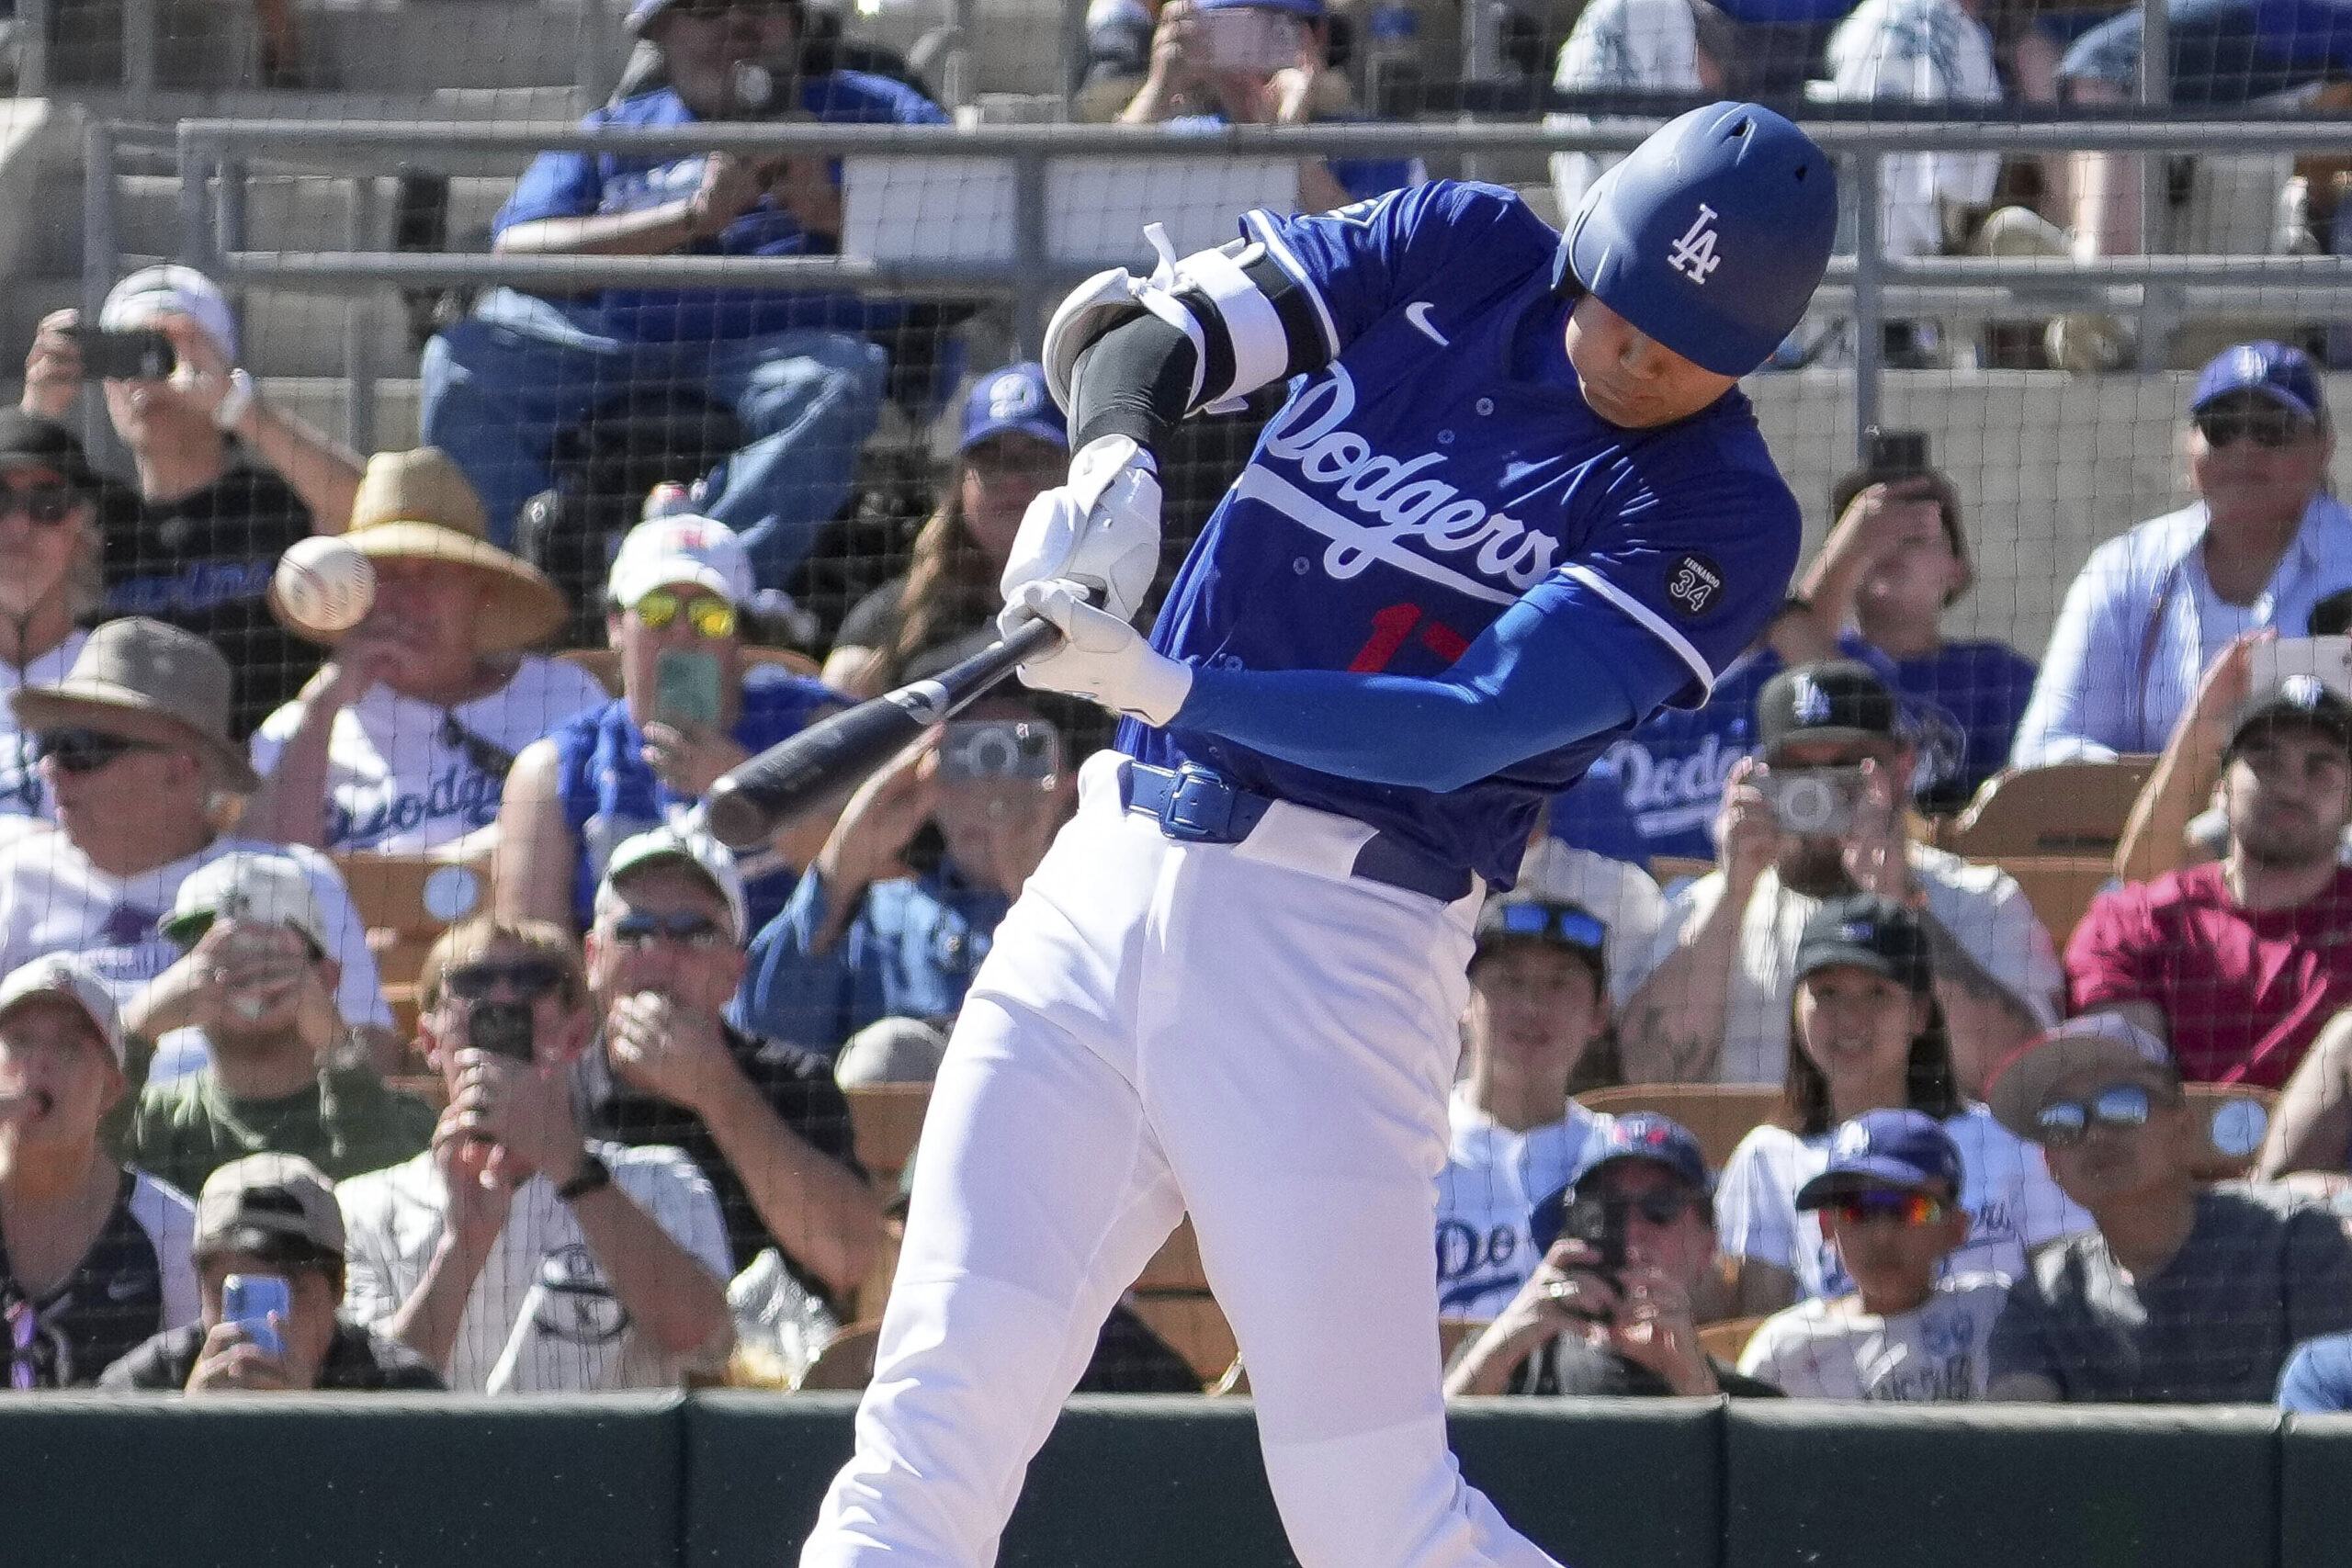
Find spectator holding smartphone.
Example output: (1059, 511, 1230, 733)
(736, 686, 1075, 1069)
(1737, 1110, 2008, 1401)
(497, 513, 843, 941)
(0, 955, 198, 1388)
(1714, 897, 2085, 1316)
(337, 913, 734, 1393)
(119, 852, 437, 1196)
(238, 449, 606, 857)
(1444, 1114, 1781, 1398)
(1116, 0, 1420, 211)
(1796, 442, 2038, 809)
(19, 265, 369, 737)
(98, 1154, 443, 1392)
(1622, 660, 2059, 1091)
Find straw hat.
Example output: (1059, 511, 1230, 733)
(9, 617, 262, 792)
(274, 448, 568, 655)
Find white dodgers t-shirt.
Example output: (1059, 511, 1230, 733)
(1714, 1104, 2091, 1302)
(250, 656, 607, 854)
(1739, 1273, 2009, 1400)
(338, 1138, 732, 1393)
(1435, 1088, 1617, 1322)
(0, 832, 392, 1055)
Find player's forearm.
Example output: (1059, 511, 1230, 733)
(1068, 313, 1200, 455)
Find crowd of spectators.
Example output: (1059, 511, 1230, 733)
(5, 0, 2352, 1421)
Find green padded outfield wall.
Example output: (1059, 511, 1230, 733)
(6, 1394, 2351, 1567)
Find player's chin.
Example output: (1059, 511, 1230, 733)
(1582, 382, 1672, 430)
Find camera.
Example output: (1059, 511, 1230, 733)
(66, 325, 176, 381)
(1862, 426, 1930, 482)
(940, 719, 1060, 783)
(1761, 766, 1862, 838)
(468, 1000, 535, 1063)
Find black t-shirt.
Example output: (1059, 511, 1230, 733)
(100, 463, 322, 738)
(576, 1022, 864, 1306)
(97, 1315, 447, 1391)
(1505, 1333, 1784, 1398)
(0, 1168, 187, 1388)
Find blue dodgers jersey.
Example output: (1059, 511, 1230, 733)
(1119, 181, 1804, 890)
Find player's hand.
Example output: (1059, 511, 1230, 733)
(1001, 580, 1193, 726)
(642, 718, 751, 799)
(1714, 757, 1781, 894)
(21, 309, 82, 418)
(1000, 434, 1163, 624)
(1838, 757, 1911, 900)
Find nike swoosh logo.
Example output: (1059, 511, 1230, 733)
(1405, 301, 1449, 345)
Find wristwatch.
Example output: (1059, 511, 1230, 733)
(556, 1149, 612, 1203)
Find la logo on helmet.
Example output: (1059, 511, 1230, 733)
(1668, 203, 1722, 285)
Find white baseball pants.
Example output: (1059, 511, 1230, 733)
(800, 752, 1565, 1568)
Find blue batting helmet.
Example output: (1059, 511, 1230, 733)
(1555, 102, 1838, 378)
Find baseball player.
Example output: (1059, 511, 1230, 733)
(802, 102, 1837, 1568)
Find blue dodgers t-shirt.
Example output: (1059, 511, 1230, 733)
(1117, 181, 1804, 890)
(1882, 637, 2038, 809)
(493, 77, 947, 342)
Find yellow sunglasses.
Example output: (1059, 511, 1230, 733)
(633, 589, 736, 639)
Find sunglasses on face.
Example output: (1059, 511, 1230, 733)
(1831, 1190, 1951, 1228)
(610, 910, 730, 951)
(2035, 1081, 2166, 1146)
(1490, 902, 1608, 954)
(2194, 408, 2308, 450)
(444, 959, 570, 1002)
(33, 728, 164, 774)
(0, 482, 80, 525)
(633, 589, 737, 640)
(1593, 1186, 1702, 1227)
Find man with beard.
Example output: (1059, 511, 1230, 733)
(2069, 676, 2352, 1090)
(1623, 660, 2058, 1092)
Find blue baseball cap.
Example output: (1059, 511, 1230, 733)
(1195, 0, 1326, 17)
(2190, 341, 2325, 423)
(1793, 1109, 1963, 1210)
(1527, 1112, 1713, 1253)
(959, 363, 1068, 456)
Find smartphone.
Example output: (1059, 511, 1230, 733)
(1862, 426, 1930, 481)
(221, 1273, 288, 1357)
(1759, 765, 1863, 838)
(66, 325, 176, 381)
(467, 999, 536, 1063)
(1201, 6, 1303, 73)
(654, 649, 725, 730)
(940, 719, 1061, 783)
(1563, 1192, 1629, 1273)
(2249, 636, 2352, 702)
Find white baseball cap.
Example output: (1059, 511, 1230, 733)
(162, 851, 331, 956)
(607, 514, 756, 611)
(0, 953, 126, 1067)
(602, 826, 750, 943)
(100, 264, 239, 362)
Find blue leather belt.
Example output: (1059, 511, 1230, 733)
(1121, 761, 1474, 904)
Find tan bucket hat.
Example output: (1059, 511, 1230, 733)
(9, 616, 261, 791)
(274, 447, 567, 655)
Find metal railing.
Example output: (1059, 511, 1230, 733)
(95, 112, 2352, 455)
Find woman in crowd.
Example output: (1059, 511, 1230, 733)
(822, 363, 1068, 700)
(240, 449, 607, 856)
(1715, 894, 2086, 1314)
(2013, 342, 2350, 765)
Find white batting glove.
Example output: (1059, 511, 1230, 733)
(999, 434, 1162, 624)
(999, 580, 1193, 727)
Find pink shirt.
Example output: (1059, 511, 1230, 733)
(2066, 863, 2352, 1088)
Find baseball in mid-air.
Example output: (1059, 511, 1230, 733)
(273, 535, 376, 633)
